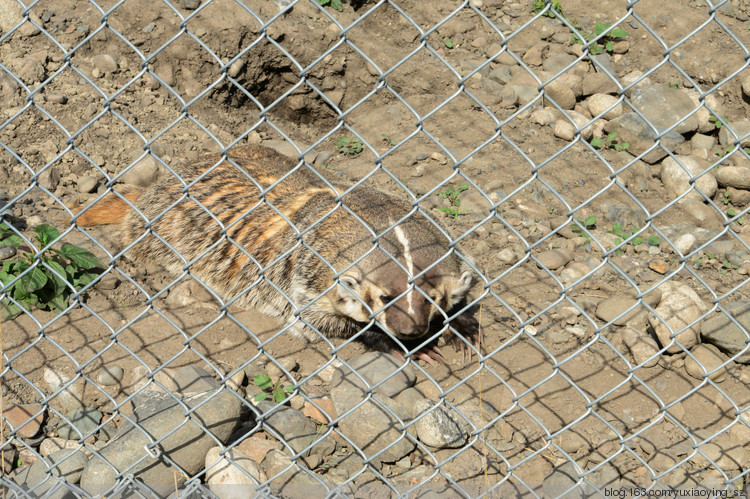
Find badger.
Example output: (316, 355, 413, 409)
(73, 145, 477, 361)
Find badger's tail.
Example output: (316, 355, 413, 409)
(70, 187, 143, 226)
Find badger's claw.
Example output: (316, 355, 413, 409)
(444, 310, 481, 364)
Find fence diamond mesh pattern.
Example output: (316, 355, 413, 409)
(0, 0, 749, 497)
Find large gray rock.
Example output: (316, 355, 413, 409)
(331, 352, 415, 399)
(603, 113, 684, 164)
(337, 398, 415, 464)
(257, 402, 334, 461)
(701, 302, 750, 364)
(15, 448, 89, 498)
(80, 388, 242, 496)
(629, 85, 700, 135)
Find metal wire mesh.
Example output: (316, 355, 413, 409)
(1, 0, 750, 497)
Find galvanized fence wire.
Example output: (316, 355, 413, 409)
(0, 0, 749, 497)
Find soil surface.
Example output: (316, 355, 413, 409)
(2, 0, 750, 496)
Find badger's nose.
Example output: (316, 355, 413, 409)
(385, 291, 431, 339)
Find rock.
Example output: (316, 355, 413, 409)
(57, 407, 102, 440)
(495, 247, 516, 264)
(414, 399, 467, 449)
(714, 166, 750, 190)
(0, 245, 16, 260)
(261, 449, 337, 495)
(701, 302, 750, 364)
(719, 120, 750, 148)
(567, 110, 594, 140)
(182, 0, 201, 8)
(684, 344, 731, 382)
(154, 365, 220, 395)
(543, 461, 583, 499)
(91, 54, 118, 74)
(582, 73, 619, 96)
(259, 402, 334, 460)
(38, 166, 60, 191)
(97, 366, 124, 386)
(330, 352, 415, 399)
(80, 387, 242, 496)
(205, 446, 266, 493)
(690, 133, 715, 152)
(5, 403, 44, 439)
(554, 120, 575, 141)
(603, 113, 685, 164)
(120, 156, 162, 187)
(595, 292, 660, 326)
(76, 176, 98, 194)
(39, 437, 80, 457)
(236, 437, 279, 464)
(649, 281, 708, 354)
(545, 79, 576, 110)
(674, 233, 696, 255)
(531, 108, 556, 126)
(660, 156, 717, 202)
(679, 199, 722, 226)
(536, 248, 572, 270)
(43, 368, 83, 413)
(337, 398, 415, 464)
(21, 448, 89, 493)
(586, 93, 622, 120)
(727, 186, 750, 206)
(629, 85, 699, 134)
(488, 66, 512, 85)
(621, 327, 660, 367)
(543, 52, 577, 74)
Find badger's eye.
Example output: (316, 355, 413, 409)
(380, 294, 394, 304)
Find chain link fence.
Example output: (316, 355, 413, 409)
(1, 0, 750, 496)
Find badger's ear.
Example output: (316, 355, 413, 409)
(338, 274, 361, 297)
(448, 270, 473, 303)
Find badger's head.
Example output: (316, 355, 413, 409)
(330, 222, 473, 340)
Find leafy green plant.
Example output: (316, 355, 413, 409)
(591, 132, 629, 152)
(442, 38, 454, 49)
(571, 22, 628, 55)
(381, 133, 396, 147)
(715, 146, 733, 158)
(709, 116, 723, 130)
(252, 374, 294, 403)
(571, 215, 596, 246)
(337, 136, 362, 155)
(727, 208, 745, 225)
(531, 0, 564, 19)
(0, 223, 105, 319)
(721, 190, 731, 205)
(435, 183, 470, 219)
(316, 0, 343, 11)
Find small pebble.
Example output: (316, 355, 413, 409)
(97, 366, 124, 386)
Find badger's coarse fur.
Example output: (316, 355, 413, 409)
(74, 145, 474, 352)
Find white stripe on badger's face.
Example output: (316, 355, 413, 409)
(392, 223, 416, 315)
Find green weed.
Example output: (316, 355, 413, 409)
(0, 223, 105, 319)
(252, 374, 294, 403)
(316, 0, 343, 11)
(571, 22, 628, 55)
(435, 183, 470, 219)
(337, 136, 362, 155)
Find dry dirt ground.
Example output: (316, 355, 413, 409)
(2, 0, 750, 495)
